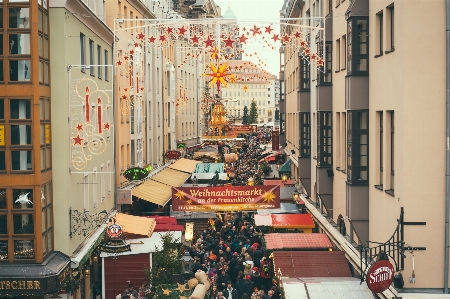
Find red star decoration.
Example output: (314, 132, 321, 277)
(190, 34, 200, 45)
(193, 25, 199, 32)
(293, 31, 302, 39)
(121, 94, 128, 100)
(310, 53, 318, 60)
(140, 87, 145, 91)
(303, 47, 311, 55)
(223, 35, 235, 48)
(129, 49, 135, 55)
(72, 135, 84, 146)
(166, 27, 174, 35)
(177, 25, 188, 36)
(282, 33, 291, 44)
(123, 55, 129, 60)
(300, 40, 307, 47)
(124, 88, 128, 92)
(250, 25, 261, 35)
(316, 57, 324, 67)
(224, 55, 229, 60)
(134, 42, 140, 48)
(75, 124, 83, 131)
(148, 36, 156, 43)
(265, 26, 273, 34)
(137, 32, 145, 40)
(103, 122, 111, 130)
(271, 34, 280, 42)
(238, 34, 248, 44)
(159, 35, 167, 43)
(203, 35, 216, 48)
(234, 26, 240, 32)
(116, 60, 122, 66)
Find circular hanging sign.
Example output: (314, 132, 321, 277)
(123, 167, 149, 181)
(165, 150, 181, 160)
(107, 223, 123, 239)
(366, 259, 395, 293)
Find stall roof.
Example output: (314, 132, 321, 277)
(115, 213, 156, 238)
(281, 277, 374, 299)
(254, 213, 314, 228)
(264, 233, 332, 250)
(279, 159, 292, 175)
(191, 173, 228, 180)
(195, 163, 225, 173)
(151, 168, 191, 186)
(257, 202, 300, 214)
(169, 158, 201, 173)
(274, 251, 352, 278)
(132, 179, 172, 206)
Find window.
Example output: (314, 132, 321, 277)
(80, 33, 86, 72)
(341, 112, 346, 169)
(341, 35, 346, 70)
(386, 111, 394, 195)
(10, 60, 30, 81)
(299, 112, 310, 157)
(39, 8, 49, 85)
(317, 112, 332, 166)
(347, 18, 369, 75)
(319, 42, 332, 84)
(97, 45, 102, 79)
(387, 4, 394, 52)
(104, 50, 109, 81)
(89, 39, 94, 76)
(347, 110, 369, 184)
(300, 57, 310, 91)
(375, 111, 383, 189)
(376, 11, 383, 56)
(9, 34, 30, 55)
(40, 98, 51, 171)
(9, 7, 29, 29)
(335, 39, 340, 71)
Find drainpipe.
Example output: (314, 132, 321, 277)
(445, 0, 450, 293)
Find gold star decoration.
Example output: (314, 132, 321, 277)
(179, 296, 188, 299)
(262, 191, 276, 203)
(186, 199, 193, 205)
(175, 190, 185, 200)
(177, 283, 188, 292)
(203, 62, 234, 92)
(162, 288, 171, 295)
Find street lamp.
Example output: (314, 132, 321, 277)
(292, 191, 299, 203)
(281, 174, 288, 183)
(248, 177, 254, 186)
(192, 176, 198, 186)
(179, 251, 194, 274)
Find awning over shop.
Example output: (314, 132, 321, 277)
(279, 159, 292, 175)
(71, 224, 106, 268)
(115, 212, 156, 238)
(195, 163, 224, 173)
(257, 202, 300, 214)
(151, 168, 191, 186)
(0, 251, 71, 295)
(132, 179, 172, 206)
(254, 213, 315, 230)
(169, 158, 201, 173)
(191, 173, 228, 180)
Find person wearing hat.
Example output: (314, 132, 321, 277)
(122, 284, 138, 299)
(251, 267, 262, 291)
(243, 275, 254, 298)
(222, 281, 238, 299)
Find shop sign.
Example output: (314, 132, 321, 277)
(0, 125, 4, 146)
(99, 239, 131, 254)
(172, 185, 280, 211)
(107, 223, 123, 239)
(366, 259, 395, 293)
(117, 189, 132, 205)
(0, 280, 42, 291)
(123, 167, 149, 181)
(165, 150, 181, 160)
(177, 143, 186, 150)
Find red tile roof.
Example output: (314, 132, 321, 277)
(271, 213, 314, 228)
(273, 251, 352, 278)
(264, 233, 332, 250)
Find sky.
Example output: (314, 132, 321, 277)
(213, 0, 286, 76)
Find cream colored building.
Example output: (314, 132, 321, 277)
(281, 0, 450, 297)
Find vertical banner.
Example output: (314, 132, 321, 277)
(0, 125, 4, 146)
(172, 185, 280, 211)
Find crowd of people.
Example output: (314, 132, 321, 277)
(188, 212, 281, 299)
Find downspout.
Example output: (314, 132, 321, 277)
(445, 0, 450, 293)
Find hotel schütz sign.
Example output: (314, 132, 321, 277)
(171, 185, 280, 211)
(366, 259, 395, 293)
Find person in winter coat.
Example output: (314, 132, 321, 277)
(251, 267, 262, 290)
(222, 281, 239, 299)
(242, 275, 254, 298)
(252, 245, 263, 268)
(259, 256, 274, 292)
(235, 274, 246, 299)
(217, 268, 231, 290)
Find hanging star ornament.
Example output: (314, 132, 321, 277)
(203, 62, 234, 92)
(175, 190, 185, 200)
(162, 288, 171, 295)
(262, 191, 276, 203)
(177, 283, 188, 292)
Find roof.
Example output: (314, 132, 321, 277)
(151, 168, 191, 186)
(132, 179, 172, 206)
(145, 216, 177, 225)
(223, 6, 237, 19)
(191, 173, 228, 180)
(254, 213, 315, 228)
(280, 186, 298, 200)
(115, 213, 156, 238)
(281, 277, 374, 299)
(279, 159, 292, 175)
(195, 163, 225, 173)
(273, 251, 352, 278)
(154, 224, 185, 232)
(169, 158, 201, 173)
(264, 233, 332, 250)
(258, 202, 300, 214)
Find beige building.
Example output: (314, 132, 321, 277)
(281, 0, 450, 297)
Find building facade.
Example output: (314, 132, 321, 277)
(281, 0, 450, 297)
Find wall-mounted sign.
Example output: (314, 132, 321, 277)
(366, 259, 395, 293)
(165, 150, 181, 160)
(177, 143, 186, 150)
(123, 167, 148, 181)
(116, 189, 132, 205)
(107, 223, 123, 239)
(143, 164, 153, 173)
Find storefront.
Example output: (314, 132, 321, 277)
(0, 252, 71, 297)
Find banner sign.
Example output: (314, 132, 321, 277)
(123, 167, 148, 181)
(171, 185, 280, 211)
(366, 259, 395, 293)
